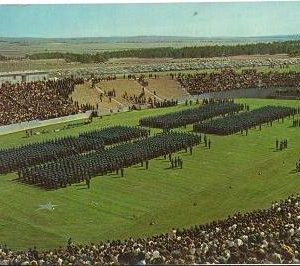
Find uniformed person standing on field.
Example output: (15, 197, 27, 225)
(86, 176, 90, 189)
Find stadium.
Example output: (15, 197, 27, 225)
(1, 1, 300, 265)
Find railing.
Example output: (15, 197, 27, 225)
(0, 111, 93, 136)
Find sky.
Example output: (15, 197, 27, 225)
(0, 2, 300, 38)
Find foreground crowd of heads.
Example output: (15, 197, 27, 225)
(177, 69, 300, 94)
(1, 194, 300, 265)
(0, 77, 85, 126)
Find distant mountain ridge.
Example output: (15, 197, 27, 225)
(0, 35, 300, 44)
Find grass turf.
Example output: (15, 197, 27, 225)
(0, 98, 300, 250)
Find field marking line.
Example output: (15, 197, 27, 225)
(95, 86, 104, 94)
(143, 87, 163, 101)
(35, 202, 58, 211)
(95, 86, 125, 107)
(111, 97, 124, 106)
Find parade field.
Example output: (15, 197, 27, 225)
(0, 98, 300, 250)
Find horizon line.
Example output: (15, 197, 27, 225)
(0, 34, 299, 39)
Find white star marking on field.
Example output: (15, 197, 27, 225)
(90, 201, 100, 207)
(36, 202, 58, 211)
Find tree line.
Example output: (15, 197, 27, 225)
(5, 40, 300, 63)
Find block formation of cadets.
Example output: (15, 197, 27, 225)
(0, 126, 149, 175)
(194, 106, 297, 136)
(140, 100, 244, 130)
(18, 132, 200, 189)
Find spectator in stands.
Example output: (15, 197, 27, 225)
(0, 77, 86, 126)
(1, 194, 300, 264)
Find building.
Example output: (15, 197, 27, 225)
(0, 71, 49, 84)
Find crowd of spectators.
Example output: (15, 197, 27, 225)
(50, 57, 300, 78)
(177, 69, 300, 94)
(0, 77, 86, 126)
(1, 194, 300, 264)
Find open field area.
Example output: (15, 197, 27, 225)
(0, 39, 197, 58)
(1, 36, 298, 58)
(0, 98, 300, 250)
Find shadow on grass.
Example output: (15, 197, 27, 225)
(11, 177, 89, 191)
(131, 165, 141, 168)
(163, 167, 181, 170)
(289, 169, 297, 174)
(273, 149, 282, 152)
(111, 175, 122, 178)
(11, 178, 57, 191)
(77, 187, 88, 190)
(74, 183, 86, 187)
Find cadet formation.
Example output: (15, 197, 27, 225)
(0, 126, 148, 175)
(194, 106, 298, 135)
(140, 100, 245, 130)
(18, 132, 200, 189)
(0, 101, 298, 191)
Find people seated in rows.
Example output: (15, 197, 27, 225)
(1, 193, 300, 264)
(176, 69, 300, 94)
(0, 77, 85, 126)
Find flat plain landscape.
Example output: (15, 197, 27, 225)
(1, 35, 297, 57)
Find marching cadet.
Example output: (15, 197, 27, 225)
(174, 157, 178, 168)
(204, 136, 207, 147)
(86, 176, 91, 189)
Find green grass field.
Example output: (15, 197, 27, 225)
(1, 98, 300, 250)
